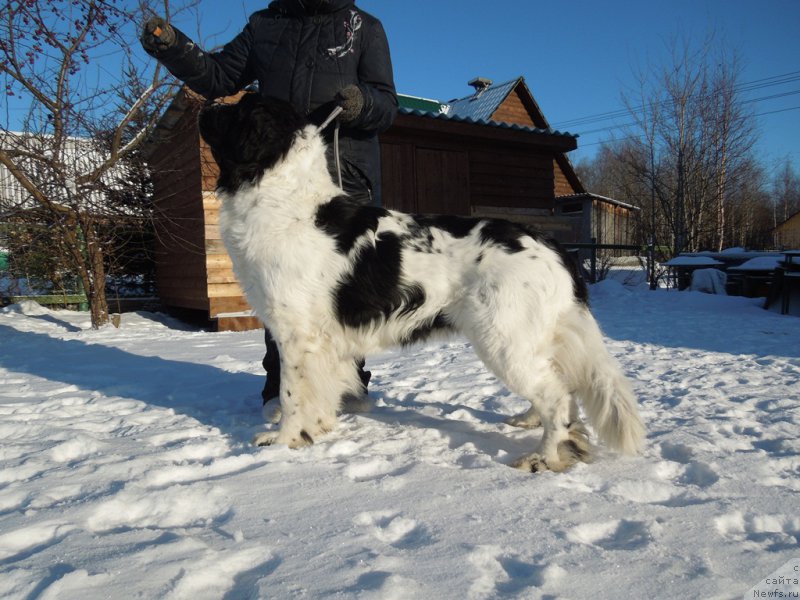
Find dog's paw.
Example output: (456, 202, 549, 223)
(252, 431, 279, 447)
(504, 409, 542, 429)
(510, 453, 552, 473)
(510, 424, 593, 473)
(252, 428, 316, 449)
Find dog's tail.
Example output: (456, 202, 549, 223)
(555, 305, 645, 455)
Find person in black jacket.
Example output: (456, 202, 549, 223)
(141, 0, 397, 413)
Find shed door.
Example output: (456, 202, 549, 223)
(415, 148, 470, 215)
(380, 142, 415, 213)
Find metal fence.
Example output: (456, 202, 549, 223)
(563, 238, 656, 287)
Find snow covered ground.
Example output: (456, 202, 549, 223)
(0, 282, 798, 599)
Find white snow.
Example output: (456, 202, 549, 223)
(732, 256, 783, 271)
(1, 283, 798, 599)
(662, 256, 723, 267)
(690, 268, 727, 294)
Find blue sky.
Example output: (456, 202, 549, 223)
(6, 0, 798, 177)
(193, 0, 800, 177)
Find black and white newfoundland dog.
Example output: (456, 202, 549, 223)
(198, 93, 644, 473)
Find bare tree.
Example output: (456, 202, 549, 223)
(773, 160, 800, 226)
(616, 35, 760, 256)
(0, 0, 193, 327)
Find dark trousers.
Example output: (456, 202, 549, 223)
(261, 157, 375, 404)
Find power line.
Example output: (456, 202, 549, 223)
(575, 105, 800, 150)
(572, 90, 800, 138)
(551, 69, 800, 130)
(754, 104, 800, 118)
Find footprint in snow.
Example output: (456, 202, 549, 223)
(0, 520, 76, 563)
(714, 511, 800, 551)
(658, 442, 720, 489)
(659, 441, 694, 464)
(606, 478, 679, 504)
(678, 461, 720, 488)
(467, 545, 566, 599)
(86, 483, 231, 532)
(353, 511, 430, 548)
(566, 519, 658, 551)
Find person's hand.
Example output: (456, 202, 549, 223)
(336, 85, 364, 123)
(140, 16, 176, 53)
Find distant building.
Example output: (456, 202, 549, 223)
(774, 211, 800, 249)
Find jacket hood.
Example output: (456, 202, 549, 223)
(275, 0, 355, 16)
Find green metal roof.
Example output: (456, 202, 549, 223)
(397, 94, 447, 114)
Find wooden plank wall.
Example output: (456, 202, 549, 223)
(380, 120, 558, 216)
(554, 160, 579, 197)
(151, 99, 257, 328)
(469, 149, 554, 210)
(150, 107, 208, 312)
(593, 201, 636, 246)
(415, 148, 470, 214)
(491, 88, 538, 127)
(152, 99, 576, 329)
(198, 144, 255, 319)
(380, 142, 416, 212)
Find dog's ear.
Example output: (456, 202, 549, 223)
(198, 94, 261, 152)
(198, 104, 226, 150)
(234, 97, 307, 163)
(202, 94, 309, 191)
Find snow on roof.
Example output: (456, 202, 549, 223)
(663, 256, 724, 267)
(728, 256, 783, 271)
(556, 193, 641, 211)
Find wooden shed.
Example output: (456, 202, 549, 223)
(145, 77, 636, 330)
(144, 90, 260, 330)
(385, 77, 586, 240)
(555, 192, 640, 246)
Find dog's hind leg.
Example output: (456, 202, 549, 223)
(506, 361, 590, 473)
(504, 405, 541, 429)
(467, 326, 591, 473)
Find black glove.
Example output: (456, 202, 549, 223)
(140, 16, 176, 54)
(336, 85, 364, 123)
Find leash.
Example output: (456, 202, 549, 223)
(318, 105, 344, 191)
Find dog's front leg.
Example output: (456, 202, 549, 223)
(253, 335, 349, 448)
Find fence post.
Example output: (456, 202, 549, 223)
(590, 237, 597, 283)
(648, 239, 657, 290)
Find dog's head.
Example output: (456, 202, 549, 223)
(199, 93, 308, 192)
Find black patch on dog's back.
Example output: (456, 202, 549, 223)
(334, 232, 425, 328)
(412, 215, 480, 239)
(315, 197, 389, 254)
(479, 220, 537, 253)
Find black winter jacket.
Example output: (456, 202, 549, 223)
(147, 0, 397, 203)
